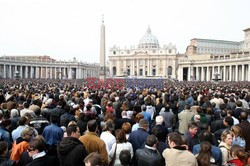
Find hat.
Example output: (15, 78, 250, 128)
(139, 119, 149, 127)
(155, 116, 164, 124)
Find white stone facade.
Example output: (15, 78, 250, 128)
(0, 56, 99, 79)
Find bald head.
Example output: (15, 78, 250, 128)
(240, 111, 248, 121)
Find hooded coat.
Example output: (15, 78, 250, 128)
(57, 137, 88, 166)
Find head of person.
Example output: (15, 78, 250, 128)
(87, 119, 98, 132)
(221, 129, 234, 146)
(66, 124, 81, 138)
(21, 126, 34, 141)
(115, 129, 127, 143)
(230, 145, 249, 165)
(231, 125, 243, 138)
(0, 141, 8, 156)
(18, 116, 28, 126)
(155, 115, 164, 125)
(240, 111, 248, 121)
(196, 141, 212, 166)
(145, 135, 158, 148)
(0, 119, 11, 130)
(141, 105, 146, 112)
(198, 130, 214, 144)
(167, 132, 182, 148)
(119, 149, 131, 166)
(84, 152, 102, 166)
(122, 122, 131, 134)
(50, 114, 59, 124)
(188, 122, 198, 135)
(103, 119, 115, 132)
(223, 116, 234, 127)
(28, 135, 46, 157)
(134, 113, 144, 123)
(138, 119, 149, 130)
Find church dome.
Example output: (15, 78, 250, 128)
(138, 26, 159, 49)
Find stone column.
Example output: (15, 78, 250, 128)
(212, 66, 215, 80)
(242, 65, 245, 81)
(69, 67, 72, 79)
(148, 60, 150, 76)
(229, 65, 232, 81)
(136, 60, 139, 76)
(143, 60, 146, 76)
(3, 64, 6, 78)
(236, 65, 238, 81)
(188, 66, 191, 81)
(248, 64, 250, 81)
(206, 67, 209, 81)
(9, 65, 12, 78)
(25, 66, 28, 79)
(223, 66, 227, 81)
(201, 66, 204, 81)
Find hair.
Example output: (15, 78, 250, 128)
(116, 129, 127, 143)
(221, 129, 234, 143)
(134, 113, 144, 123)
(18, 117, 28, 126)
(21, 126, 34, 138)
(66, 124, 78, 136)
(236, 100, 242, 107)
(146, 135, 158, 147)
(240, 111, 248, 121)
(119, 149, 131, 166)
(198, 130, 213, 144)
(50, 114, 59, 124)
(151, 126, 165, 142)
(87, 119, 97, 132)
(29, 135, 46, 152)
(84, 152, 102, 166)
(188, 122, 198, 129)
(230, 145, 249, 165)
(231, 125, 243, 138)
(103, 119, 115, 132)
(224, 116, 234, 127)
(168, 132, 182, 146)
(0, 141, 8, 156)
(122, 122, 131, 134)
(23, 101, 29, 108)
(196, 141, 212, 166)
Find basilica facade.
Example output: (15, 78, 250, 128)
(108, 27, 250, 81)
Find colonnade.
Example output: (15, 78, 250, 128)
(0, 63, 99, 79)
(180, 64, 250, 81)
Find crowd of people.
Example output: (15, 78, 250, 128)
(0, 79, 250, 166)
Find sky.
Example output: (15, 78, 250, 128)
(0, 0, 250, 63)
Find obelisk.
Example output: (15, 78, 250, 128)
(99, 15, 106, 80)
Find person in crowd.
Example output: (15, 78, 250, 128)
(29, 105, 49, 135)
(214, 116, 234, 141)
(128, 119, 149, 154)
(228, 145, 249, 166)
(150, 115, 168, 142)
(108, 129, 133, 166)
(76, 113, 88, 135)
(195, 141, 217, 166)
(122, 122, 131, 140)
(0, 119, 12, 149)
(42, 114, 64, 156)
(140, 105, 151, 124)
(12, 117, 29, 141)
(115, 111, 134, 130)
(219, 129, 234, 166)
(193, 130, 221, 165)
(160, 104, 174, 133)
(145, 101, 156, 121)
(136, 135, 164, 166)
(178, 104, 195, 134)
(21, 102, 36, 118)
(231, 125, 246, 149)
(234, 101, 244, 120)
(84, 152, 102, 166)
(131, 113, 144, 132)
(119, 149, 131, 166)
(27, 135, 57, 166)
(184, 122, 200, 151)
(0, 141, 15, 166)
(100, 119, 116, 154)
(57, 124, 88, 166)
(60, 104, 76, 127)
(237, 111, 250, 152)
(79, 119, 108, 165)
(162, 132, 198, 166)
(10, 126, 34, 163)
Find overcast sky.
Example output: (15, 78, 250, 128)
(0, 0, 249, 63)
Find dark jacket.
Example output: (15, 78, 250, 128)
(0, 156, 15, 166)
(136, 147, 164, 166)
(26, 155, 56, 166)
(237, 120, 250, 152)
(184, 131, 199, 151)
(57, 137, 88, 166)
(128, 128, 149, 153)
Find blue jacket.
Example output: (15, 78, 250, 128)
(42, 124, 63, 145)
(128, 128, 149, 153)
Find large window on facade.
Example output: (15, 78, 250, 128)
(152, 69, 156, 76)
(167, 66, 172, 76)
(112, 67, 116, 76)
(139, 69, 143, 76)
